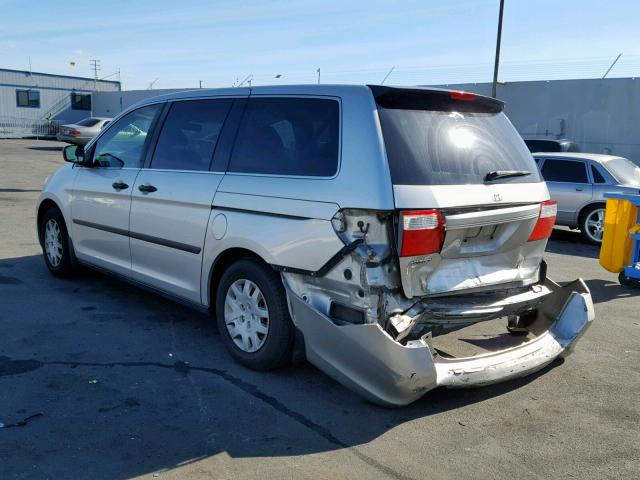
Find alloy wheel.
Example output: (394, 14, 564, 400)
(584, 208, 605, 243)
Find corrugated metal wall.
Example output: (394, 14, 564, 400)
(437, 77, 640, 163)
(0, 68, 120, 137)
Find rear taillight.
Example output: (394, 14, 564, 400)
(69, 129, 81, 136)
(399, 210, 445, 257)
(528, 200, 557, 241)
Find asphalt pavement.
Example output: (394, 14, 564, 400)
(1, 139, 638, 480)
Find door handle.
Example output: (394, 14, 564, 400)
(138, 184, 157, 193)
(112, 181, 129, 190)
(576, 188, 583, 191)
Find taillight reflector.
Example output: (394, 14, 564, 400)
(69, 129, 81, 136)
(400, 210, 445, 257)
(449, 91, 477, 101)
(528, 200, 557, 241)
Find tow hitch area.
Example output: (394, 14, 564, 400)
(284, 278, 594, 406)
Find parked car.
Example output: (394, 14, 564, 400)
(57, 117, 111, 145)
(36, 85, 594, 406)
(524, 138, 580, 153)
(534, 153, 640, 244)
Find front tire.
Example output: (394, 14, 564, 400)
(580, 204, 606, 245)
(215, 259, 294, 370)
(40, 207, 76, 278)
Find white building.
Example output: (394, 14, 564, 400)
(0, 67, 120, 137)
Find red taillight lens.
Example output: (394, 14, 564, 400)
(69, 129, 81, 136)
(528, 200, 557, 241)
(449, 91, 477, 101)
(400, 210, 445, 257)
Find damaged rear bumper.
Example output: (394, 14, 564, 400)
(285, 279, 594, 406)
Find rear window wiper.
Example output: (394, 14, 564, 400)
(484, 170, 531, 182)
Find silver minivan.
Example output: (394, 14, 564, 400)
(37, 85, 594, 406)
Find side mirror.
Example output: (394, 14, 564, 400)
(62, 145, 87, 164)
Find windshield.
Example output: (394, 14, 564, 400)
(76, 118, 100, 127)
(603, 157, 640, 185)
(378, 108, 541, 185)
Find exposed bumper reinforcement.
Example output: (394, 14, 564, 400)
(285, 278, 594, 406)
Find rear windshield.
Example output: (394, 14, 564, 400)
(603, 157, 640, 185)
(525, 140, 561, 153)
(377, 108, 541, 185)
(76, 118, 100, 127)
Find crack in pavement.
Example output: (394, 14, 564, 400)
(2, 357, 416, 480)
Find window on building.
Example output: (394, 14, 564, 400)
(71, 93, 92, 111)
(16, 89, 40, 108)
(229, 97, 340, 177)
(150, 99, 233, 171)
(540, 159, 588, 183)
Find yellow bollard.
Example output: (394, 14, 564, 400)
(599, 198, 638, 273)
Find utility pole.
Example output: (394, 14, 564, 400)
(317, 68, 321, 84)
(491, 0, 504, 98)
(90, 59, 101, 90)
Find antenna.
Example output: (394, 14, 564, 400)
(602, 53, 622, 79)
(380, 66, 395, 85)
(236, 74, 253, 87)
(147, 78, 159, 90)
(317, 67, 321, 84)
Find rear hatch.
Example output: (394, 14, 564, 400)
(371, 86, 554, 298)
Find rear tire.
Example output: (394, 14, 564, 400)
(40, 207, 76, 278)
(579, 204, 606, 245)
(215, 259, 294, 370)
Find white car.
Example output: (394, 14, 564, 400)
(37, 85, 594, 406)
(57, 117, 112, 145)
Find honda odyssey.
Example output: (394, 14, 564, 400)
(37, 85, 594, 406)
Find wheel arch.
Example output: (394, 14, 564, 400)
(577, 201, 606, 225)
(37, 198, 65, 246)
(206, 247, 272, 311)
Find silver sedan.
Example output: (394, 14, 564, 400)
(57, 117, 111, 145)
(534, 153, 640, 244)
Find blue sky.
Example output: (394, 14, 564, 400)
(1, 0, 638, 90)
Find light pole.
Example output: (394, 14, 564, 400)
(491, 0, 505, 98)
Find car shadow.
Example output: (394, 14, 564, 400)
(546, 228, 600, 259)
(0, 254, 570, 479)
(27, 146, 63, 152)
(584, 278, 640, 303)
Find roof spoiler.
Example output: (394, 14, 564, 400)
(368, 85, 504, 114)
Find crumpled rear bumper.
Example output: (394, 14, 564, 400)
(285, 278, 594, 407)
